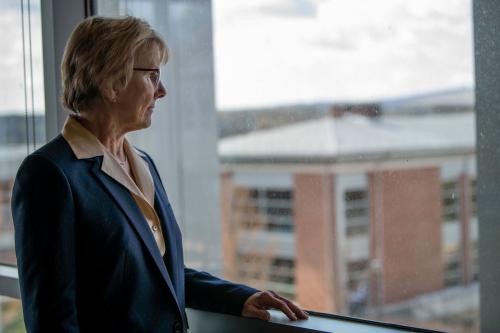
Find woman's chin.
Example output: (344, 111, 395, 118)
(142, 116, 153, 129)
(139, 111, 154, 129)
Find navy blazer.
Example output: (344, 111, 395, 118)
(12, 135, 257, 333)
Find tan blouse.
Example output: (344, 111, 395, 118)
(61, 116, 166, 256)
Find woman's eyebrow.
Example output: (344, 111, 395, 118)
(133, 67, 160, 72)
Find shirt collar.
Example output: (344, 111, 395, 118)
(62, 115, 105, 159)
(124, 139, 155, 207)
(61, 116, 155, 207)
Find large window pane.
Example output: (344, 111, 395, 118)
(216, 1, 477, 332)
(0, 0, 45, 268)
(0, 1, 44, 331)
(94, 0, 223, 273)
(95, 1, 477, 332)
(0, 297, 25, 333)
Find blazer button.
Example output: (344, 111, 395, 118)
(152, 225, 159, 232)
(173, 321, 182, 333)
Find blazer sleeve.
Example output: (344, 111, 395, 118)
(184, 267, 259, 316)
(11, 153, 80, 333)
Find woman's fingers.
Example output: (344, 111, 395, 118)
(260, 291, 297, 320)
(242, 291, 309, 322)
(269, 290, 309, 319)
(245, 305, 271, 321)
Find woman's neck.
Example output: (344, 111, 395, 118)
(72, 107, 127, 160)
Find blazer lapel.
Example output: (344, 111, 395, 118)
(89, 159, 182, 311)
(154, 183, 178, 264)
(151, 169, 183, 295)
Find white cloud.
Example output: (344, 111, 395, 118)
(213, 0, 474, 110)
(0, 3, 45, 115)
(257, 0, 319, 18)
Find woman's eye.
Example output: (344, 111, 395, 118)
(150, 73, 159, 85)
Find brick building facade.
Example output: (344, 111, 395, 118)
(219, 111, 476, 315)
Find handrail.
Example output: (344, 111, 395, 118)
(0, 264, 21, 299)
(0, 264, 446, 333)
(186, 308, 447, 333)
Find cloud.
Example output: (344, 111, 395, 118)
(257, 0, 318, 18)
(215, 0, 321, 23)
(213, 0, 474, 109)
(307, 33, 356, 51)
(0, 4, 44, 114)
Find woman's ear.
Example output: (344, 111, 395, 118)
(100, 80, 119, 103)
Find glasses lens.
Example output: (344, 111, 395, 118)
(152, 72, 160, 88)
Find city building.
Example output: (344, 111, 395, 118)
(0, 114, 44, 265)
(219, 91, 477, 320)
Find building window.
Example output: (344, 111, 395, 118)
(471, 241, 478, 281)
(442, 179, 461, 286)
(0, 181, 13, 234)
(442, 180, 460, 222)
(470, 178, 477, 217)
(347, 260, 369, 316)
(345, 189, 370, 236)
(236, 253, 295, 299)
(444, 252, 461, 287)
(232, 187, 294, 232)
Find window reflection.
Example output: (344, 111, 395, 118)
(0, 297, 25, 333)
(95, 0, 478, 332)
(0, 0, 45, 267)
(217, 1, 478, 332)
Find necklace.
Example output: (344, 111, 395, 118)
(117, 154, 128, 166)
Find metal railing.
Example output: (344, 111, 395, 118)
(0, 264, 446, 333)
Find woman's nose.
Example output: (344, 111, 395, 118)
(155, 80, 167, 98)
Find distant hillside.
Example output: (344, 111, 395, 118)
(217, 88, 474, 138)
(0, 114, 45, 145)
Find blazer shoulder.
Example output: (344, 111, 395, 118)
(33, 135, 75, 162)
(18, 135, 79, 177)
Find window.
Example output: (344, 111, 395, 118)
(0, 0, 45, 331)
(471, 241, 478, 281)
(470, 178, 477, 217)
(232, 187, 294, 232)
(442, 179, 461, 286)
(346, 259, 369, 316)
(94, 0, 478, 331)
(469, 177, 478, 283)
(442, 180, 460, 222)
(236, 253, 295, 300)
(0, 0, 45, 264)
(344, 189, 370, 236)
(0, 296, 25, 332)
(440, 170, 477, 288)
(444, 252, 461, 287)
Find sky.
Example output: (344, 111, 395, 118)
(212, 0, 474, 110)
(0, 0, 474, 114)
(0, 0, 44, 115)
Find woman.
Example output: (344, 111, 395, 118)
(12, 16, 307, 332)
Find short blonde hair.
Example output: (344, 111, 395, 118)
(61, 16, 168, 112)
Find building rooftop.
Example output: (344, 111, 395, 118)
(218, 112, 475, 164)
(380, 87, 474, 114)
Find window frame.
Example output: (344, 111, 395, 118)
(0, 0, 497, 332)
(473, 0, 500, 331)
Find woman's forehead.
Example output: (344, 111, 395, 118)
(134, 44, 162, 67)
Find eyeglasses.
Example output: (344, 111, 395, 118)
(133, 67, 161, 89)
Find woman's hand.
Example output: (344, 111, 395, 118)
(241, 290, 309, 321)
